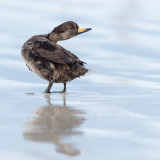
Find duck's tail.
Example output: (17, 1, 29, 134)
(86, 69, 97, 75)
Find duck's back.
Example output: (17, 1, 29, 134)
(21, 35, 88, 82)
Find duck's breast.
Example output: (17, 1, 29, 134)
(21, 36, 54, 81)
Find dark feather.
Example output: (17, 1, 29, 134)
(32, 40, 81, 65)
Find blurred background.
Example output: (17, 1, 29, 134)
(0, 0, 160, 160)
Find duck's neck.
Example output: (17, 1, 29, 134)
(47, 33, 59, 43)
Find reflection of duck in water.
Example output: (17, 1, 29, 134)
(23, 95, 85, 156)
(21, 21, 92, 93)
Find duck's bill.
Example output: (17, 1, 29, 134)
(78, 28, 92, 34)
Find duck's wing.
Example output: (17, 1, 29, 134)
(63, 48, 86, 64)
(32, 40, 83, 64)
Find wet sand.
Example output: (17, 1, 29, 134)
(1, 0, 160, 159)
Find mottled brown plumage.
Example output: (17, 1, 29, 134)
(21, 21, 91, 93)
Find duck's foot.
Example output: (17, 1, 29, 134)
(63, 82, 66, 93)
(44, 90, 51, 94)
(50, 91, 66, 94)
(44, 81, 53, 93)
(44, 82, 66, 94)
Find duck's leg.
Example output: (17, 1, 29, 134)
(63, 82, 66, 92)
(45, 81, 53, 93)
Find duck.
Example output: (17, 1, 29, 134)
(21, 21, 91, 93)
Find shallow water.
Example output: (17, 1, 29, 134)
(1, 0, 160, 159)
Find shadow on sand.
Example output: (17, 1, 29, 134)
(23, 94, 85, 156)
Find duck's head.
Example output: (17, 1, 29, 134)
(48, 21, 92, 43)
